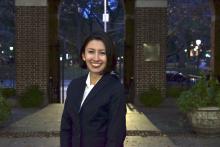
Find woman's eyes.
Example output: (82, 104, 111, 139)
(88, 50, 95, 54)
(87, 50, 106, 55)
(100, 51, 106, 55)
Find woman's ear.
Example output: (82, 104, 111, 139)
(82, 53, 86, 61)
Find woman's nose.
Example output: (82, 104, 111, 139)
(94, 52, 100, 60)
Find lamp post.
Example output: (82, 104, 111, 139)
(195, 39, 202, 69)
(9, 46, 15, 87)
(103, 0, 109, 32)
(196, 39, 201, 46)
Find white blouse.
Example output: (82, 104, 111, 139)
(80, 73, 95, 108)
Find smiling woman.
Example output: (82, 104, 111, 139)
(60, 32, 126, 147)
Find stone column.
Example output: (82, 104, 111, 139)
(15, 0, 49, 104)
(134, 0, 167, 105)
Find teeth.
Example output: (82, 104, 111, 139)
(91, 63, 101, 67)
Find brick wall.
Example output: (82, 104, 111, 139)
(134, 7, 167, 105)
(15, 6, 48, 102)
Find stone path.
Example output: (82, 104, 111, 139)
(0, 102, 220, 147)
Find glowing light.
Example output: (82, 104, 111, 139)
(66, 53, 69, 60)
(194, 46, 199, 51)
(205, 53, 211, 58)
(143, 43, 148, 47)
(196, 39, 201, 46)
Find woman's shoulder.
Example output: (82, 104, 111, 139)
(68, 74, 87, 87)
(107, 72, 123, 88)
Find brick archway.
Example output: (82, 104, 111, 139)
(15, 0, 169, 105)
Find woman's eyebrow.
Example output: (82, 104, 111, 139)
(87, 48, 105, 51)
(87, 48, 95, 50)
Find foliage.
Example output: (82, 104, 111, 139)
(139, 87, 163, 107)
(0, 93, 11, 123)
(177, 75, 220, 112)
(59, 0, 124, 56)
(0, 0, 15, 50)
(167, 0, 211, 69)
(0, 88, 16, 98)
(19, 85, 44, 108)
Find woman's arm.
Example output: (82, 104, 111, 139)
(106, 83, 126, 147)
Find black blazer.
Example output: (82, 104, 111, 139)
(60, 73, 126, 147)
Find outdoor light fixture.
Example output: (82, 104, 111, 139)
(194, 46, 199, 51)
(66, 53, 69, 60)
(196, 39, 201, 46)
(9, 46, 13, 51)
(205, 53, 211, 58)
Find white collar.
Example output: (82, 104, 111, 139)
(86, 73, 94, 87)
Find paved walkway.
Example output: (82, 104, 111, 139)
(0, 98, 220, 147)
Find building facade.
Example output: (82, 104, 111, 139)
(15, 0, 168, 104)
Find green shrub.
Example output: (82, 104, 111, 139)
(0, 88, 16, 98)
(177, 75, 220, 113)
(19, 85, 44, 108)
(215, 90, 220, 108)
(0, 94, 11, 123)
(139, 87, 163, 107)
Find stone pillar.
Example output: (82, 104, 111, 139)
(134, 0, 167, 105)
(15, 0, 49, 103)
(48, 0, 60, 103)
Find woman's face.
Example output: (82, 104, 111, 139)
(82, 40, 107, 75)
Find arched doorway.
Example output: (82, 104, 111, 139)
(58, 0, 125, 103)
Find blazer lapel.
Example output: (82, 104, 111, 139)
(80, 74, 111, 110)
(72, 75, 86, 113)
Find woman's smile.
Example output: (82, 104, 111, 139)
(82, 40, 107, 75)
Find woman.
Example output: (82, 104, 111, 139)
(60, 32, 126, 147)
